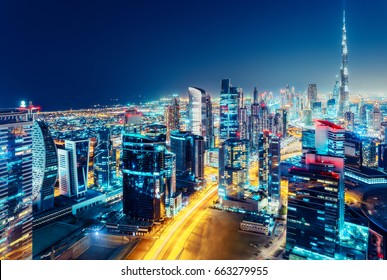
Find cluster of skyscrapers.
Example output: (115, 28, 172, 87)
(1, 9, 387, 261)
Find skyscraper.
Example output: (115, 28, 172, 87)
(268, 134, 281, 207)
(219, 79, 241, 143)
(122, 133, 166, 221)
(187, 87, 214, 149)
(0, 109, 33, 259)
(93, 129, 117, 190)
(307, 84, 318, 108)
(315, 120, 345, 157)
(58, 139, 90, 198)
(164, 96, 180, 143)
(218, 138, 250, 202)
(32, 119, 58, 212)
(339, 11, 349, 118)
(286, 153, 345, 260)
(250, 86, 260, 151)
(170, 130, 204, 186)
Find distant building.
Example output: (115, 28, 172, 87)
(125, 108, 143, 133)
(0, 109, 33, 259)
(307, 84, 318, 108)
(32, 119, 58, 212)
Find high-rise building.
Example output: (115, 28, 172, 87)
(164, 151, 178, 216)
(93, 129, 117, 190)
(268, 134, 281, 207)
(218, 138, 249, 202)
(307, 84, 318, 108)
(32, 119, 58, 212)
(315, 120, 345, 157)
(344, 132, 363, 170)
(58, 139, 90, 198)
(164, 96, 180, 143)
(339, 11, 350, 118)
(122, 133, 166, 221)
(251, 87, 261, 151)
(286, 153, 345, 260)
(125, 108, 143, 133)
(219, 79, 241, 143)
(301, 129, 316, 153)
(344, 111, 355, 131)
(187, 87, 214, 149)
(0, 109, 33, 259)
(170, 131, 204, 186)
(373, 104, 382, 131)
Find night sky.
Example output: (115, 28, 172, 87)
(1, 0, 387, 110)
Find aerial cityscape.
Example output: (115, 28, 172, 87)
(1, 1, 387, 260)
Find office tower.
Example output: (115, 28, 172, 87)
(344, 111, 355, 131)
(125, 108, 143, 133)
(274, 108, 287, 137)
(205, 94, 215, 149)
(359, 104, 368, 127)
(164, 96, 180, 143)
(286, 153, 345, 260)
(307, 84, 318, 108)
(344, 132, 363, 170)
(94, 129, 117, 190)
(315, 120, 345, 157)
(339, 11, 350, 118)
(187, 87, 214, 149)
(32, 119, 58, 212)
(218, 138, 249, 202)
(122, 133, 166, 221)
(170, 130, 204, 183)
(0, 109, 33, 259)
(164, 151, 177, 216)
(373, 104, 382, 131)
(250, 87, 260, 151)
(381, 122, 387, 142)
(268, 134, 281, 207)
(258, 131, 269, 192)
(219, 79, 241, 143)
(239, 105, 249, 140)
(58, 139, 90, 198)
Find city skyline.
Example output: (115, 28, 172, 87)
(1, 1, 387, 110)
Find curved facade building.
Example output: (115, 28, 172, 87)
(32, 120, 58, 212)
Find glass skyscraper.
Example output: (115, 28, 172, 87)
(122, 133, 166, 221)
(32, 119, 58, 212)
(0, 109, 33, 260)
(218, 138, 249, 202)
(219, 79, 241, 143)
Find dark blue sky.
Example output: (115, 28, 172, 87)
(1, 0, 387, 110)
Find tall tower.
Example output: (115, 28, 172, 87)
(339, 10, 349, 118)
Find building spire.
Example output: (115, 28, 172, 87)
(338, 9, 349, 118)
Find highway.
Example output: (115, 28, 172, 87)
(142, 186, 218, 260)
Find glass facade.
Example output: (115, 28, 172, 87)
(122, 133, 166, 221)
(0, 110, 33, 260)
(286, 153, 345, 260)
(218, 138, 249, 201)
(32, 120, 58, 212)
(219, 79, 241, 142)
